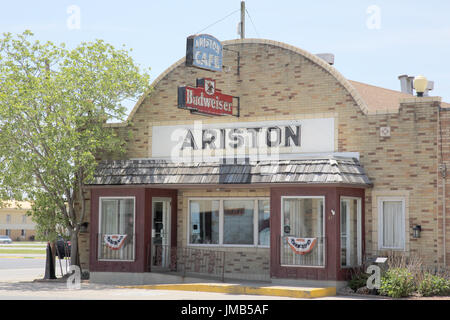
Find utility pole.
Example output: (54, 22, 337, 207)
(240, 1, 245, 39)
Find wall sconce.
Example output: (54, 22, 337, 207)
(413, 225, 422, 238)
(80, 222, 89, 233)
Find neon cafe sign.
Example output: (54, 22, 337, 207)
(186, 34, 223, 72)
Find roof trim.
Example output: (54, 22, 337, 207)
(89, 157, 373, 187)
(85, 182, 372, 189)
(110, 38, 369, 127)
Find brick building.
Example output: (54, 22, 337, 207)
(80, 38, 450, 286)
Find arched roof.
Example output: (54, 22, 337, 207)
(124, 38, 369, 123)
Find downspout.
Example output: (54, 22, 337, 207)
(438, 106, 447, 266)
(439, 163, 446, 266)
(444, 168, 446, 266)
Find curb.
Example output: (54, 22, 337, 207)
(119, 283, 336, 299)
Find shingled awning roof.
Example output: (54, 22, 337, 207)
(88, 157, 372, 187)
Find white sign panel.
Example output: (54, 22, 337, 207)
(151, 118, 335, 162)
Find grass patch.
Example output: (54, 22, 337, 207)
(0, 245, 46, 248)
(0, 249, 46, 254)
(0, 242, 46, 245)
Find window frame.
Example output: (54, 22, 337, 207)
(340, 196, 362, 268)
(188, 199, 221, 245)
(377, 197, 406, 251)
(257, 199, 271, 247)
(187, 197, 270, 248)
(98, 196, 136, 262)
(280, 196, 326, 268)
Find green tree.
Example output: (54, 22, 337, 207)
(0, 30, 150, 268)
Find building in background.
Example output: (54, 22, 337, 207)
(0, 202, 36, 241)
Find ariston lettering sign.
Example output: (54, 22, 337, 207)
(151, 118, 336, 160)
(178, 78, 234, 116)
(179, 125, 301, 150)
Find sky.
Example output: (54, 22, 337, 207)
(1, 0, 449, 114)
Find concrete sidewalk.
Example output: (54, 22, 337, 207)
(120, 282, 337, 299)
(0, 276, 388, 300)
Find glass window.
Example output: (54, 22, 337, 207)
(340, 198, 362, 268)
(188, 198, 270, 247)
(99, 198, 135, 261)
(223, 200, 254, 245)
(258, 200, 270, 246)
(379, 198, 405, 249)
(281, 197, 325, 266)
(189, 200, 220, 244)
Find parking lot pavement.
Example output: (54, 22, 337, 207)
(0, 269, 44, 282)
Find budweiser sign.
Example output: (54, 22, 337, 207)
(178, 78, 234, 116)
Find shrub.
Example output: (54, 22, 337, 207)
(418, 273, 450, 297)
(379, 268, 416, 298)
(349, 271, 370, 292)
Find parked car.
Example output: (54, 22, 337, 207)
(0, 235, 12, 244)
(55, 236, 71, 259)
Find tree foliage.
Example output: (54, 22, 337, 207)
(0, 30, 151, 266)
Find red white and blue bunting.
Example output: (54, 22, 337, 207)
(286, 237, 317, 255)
(104, 234, 127, 250)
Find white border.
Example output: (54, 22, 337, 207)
(280, 196, 326, 268)
(151, 118, 335, 160)
(340, 196, 362, 268)
(377, 197, 406, 251)
(152, 197, 172, 247)
(98, 196, 136, 262)
(187, 197, 270, 248)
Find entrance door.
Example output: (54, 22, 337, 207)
(151, 198, 171, 269)
(340, 197, 362, 268)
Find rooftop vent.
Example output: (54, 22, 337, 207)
(316, 53, 334, 65)
(398, 75, 414, 95)
(424, 81, 434, 97)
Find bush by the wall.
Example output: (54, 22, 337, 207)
(379, 268, 416, 298)
(348, 271, 369, 292)
(418, 273, 450, 297)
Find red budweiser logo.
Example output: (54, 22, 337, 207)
(178, 78, 234, 116)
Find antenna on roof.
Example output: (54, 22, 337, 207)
(238, 1, 245, 39)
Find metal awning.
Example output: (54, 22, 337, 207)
(88, 157, 372, 187)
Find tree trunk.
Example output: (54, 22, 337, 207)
(44, 242, 56, 280)
(70, 231, 81, 270)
